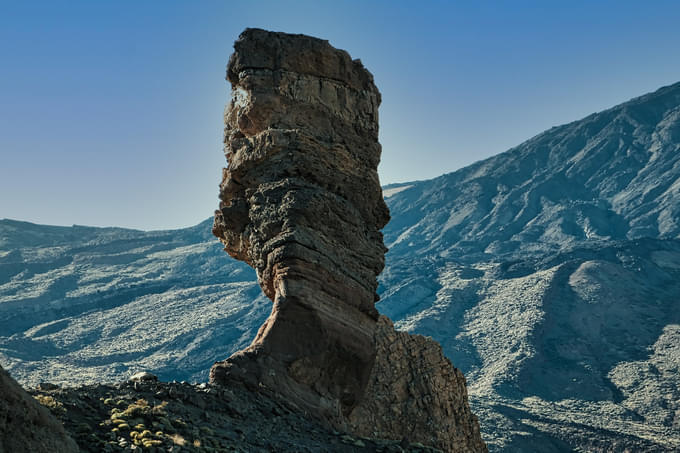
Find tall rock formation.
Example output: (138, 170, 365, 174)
(211, 28, 485, 452)
(0, 365, 79, 453)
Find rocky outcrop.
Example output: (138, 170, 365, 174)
(0, 365, 78, 453)
(349, 317, 486, 452)
(211, 28, 485, 452)
(211, 27, 388, 421)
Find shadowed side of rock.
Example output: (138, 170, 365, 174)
(211, 28, 486, 452)
(0, 365, 79, 453)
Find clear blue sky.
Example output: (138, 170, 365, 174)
(2, 1, 679, 230)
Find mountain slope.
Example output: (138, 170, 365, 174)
(378, 82, 680, 451)
(384, 81, 680, 261)
(2, 82, 680, 451)
(0, 219, 268, 384)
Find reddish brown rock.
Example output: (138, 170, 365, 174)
(211, 28, 486, 452)
(0, 365, 79, 453)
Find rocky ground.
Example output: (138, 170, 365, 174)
(28, 375, 444, 453)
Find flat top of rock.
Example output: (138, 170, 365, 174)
(227, 28, 379, 96)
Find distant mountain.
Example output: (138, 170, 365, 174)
(2, 82, 680, 451)
(0, 218, 268, 384)
(379, 81, 680, 451)
(383, 81, 680, 261)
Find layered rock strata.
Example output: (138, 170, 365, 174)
(0, 365, 79, 453)
(211, 28, 485, 452)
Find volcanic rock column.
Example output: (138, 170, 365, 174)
(210, 28, 389, 421)
(211, 29, 487, 452)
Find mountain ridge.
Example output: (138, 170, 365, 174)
(383, 80, 680, 265)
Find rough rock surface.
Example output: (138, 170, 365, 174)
(211, 27, 389, 422)
(211, 28, 485, 452)
(349, 317, 485, 452)
(28, 378, 454, 453)
(0, 365, 78, 453)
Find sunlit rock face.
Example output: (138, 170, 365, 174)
(211, 28, 486, 452)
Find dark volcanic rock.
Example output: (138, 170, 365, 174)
(28, 379, 446, 453)
(211, 28, 485, 452)
(0, 365, 78, 453)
